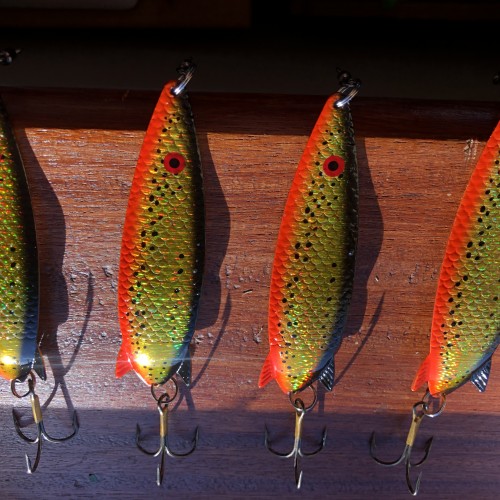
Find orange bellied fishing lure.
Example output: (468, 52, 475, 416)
(117, 60, 203, 485)
(259, 71, 361, 488)
(371, 118, 500, 495)
(0, 53, 78, 473)
(412, 121, 500, 397)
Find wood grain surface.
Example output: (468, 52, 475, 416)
(0, 87, 498, 499)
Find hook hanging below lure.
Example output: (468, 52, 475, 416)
(11, 372, 79, 474)
(264, 386, 327, 489)
(369, 392, 445, 496)
(136, 379, 199, 486)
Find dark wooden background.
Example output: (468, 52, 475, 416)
(0, 87, 498, 499)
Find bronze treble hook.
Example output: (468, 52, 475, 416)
(136, 378, 199, 486)
(370, 391, 446, 495)
(11, 371, 79, 473)
(265, 385, 327, 489)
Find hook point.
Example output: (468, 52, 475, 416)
(296, 469, 303, 489)
(25, 454, 33, 474)
(407, 469, 423, 496)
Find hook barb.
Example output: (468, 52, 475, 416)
(136, 379, 198, 486)
(11, 373, 79, 473)
(264, 386, 326, 489)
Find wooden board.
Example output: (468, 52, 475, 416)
(0, 87, 498, 499)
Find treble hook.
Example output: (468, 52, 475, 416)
(136, 378, 199, 486)
(11, 372, 79, 473)
(265, 385, 327, 489)
(369, 392, 446, 496)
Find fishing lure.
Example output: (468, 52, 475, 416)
(370, 118, 500, 495)
(0, 99, 40, 383)
(0, 84, 78, 472)
(259, 71, 361, 488)
(116, 60, 203, 486)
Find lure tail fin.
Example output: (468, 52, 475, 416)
(470, 358, 492, 392)
(176, 354, 192, 387)
(258, 353, 276, 388)
(411, 355, 430, 392)
(115, 343, 134, 378)
(318, 358, 335, 391)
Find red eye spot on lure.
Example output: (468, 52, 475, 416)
(163, 152, 186, 174)
(322, 155, 345, 177)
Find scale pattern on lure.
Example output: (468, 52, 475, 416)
(259, 92, 358, 394)
(412, 121, 500, 396)
(117, 80, 204, 386)
(0, 99, 41, 382)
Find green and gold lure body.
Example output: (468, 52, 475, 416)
(117, 65, 204, 388)
(259, 77, 360, 395)
(0, 98, 43, 383)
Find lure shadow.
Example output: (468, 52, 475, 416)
(345, 137, 383, 337)
(171, 294, 231, 415)
(192, 294, 231, 389)
(173, 129, 232, 408)
(15, 132, 90, 417)
(328, 137, 384, 395)
(195, 131, 231, 330)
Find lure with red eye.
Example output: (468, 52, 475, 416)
(412, 120, 500, 397)
(259, 91, 359, 394)
(117, 79, 204, 387)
